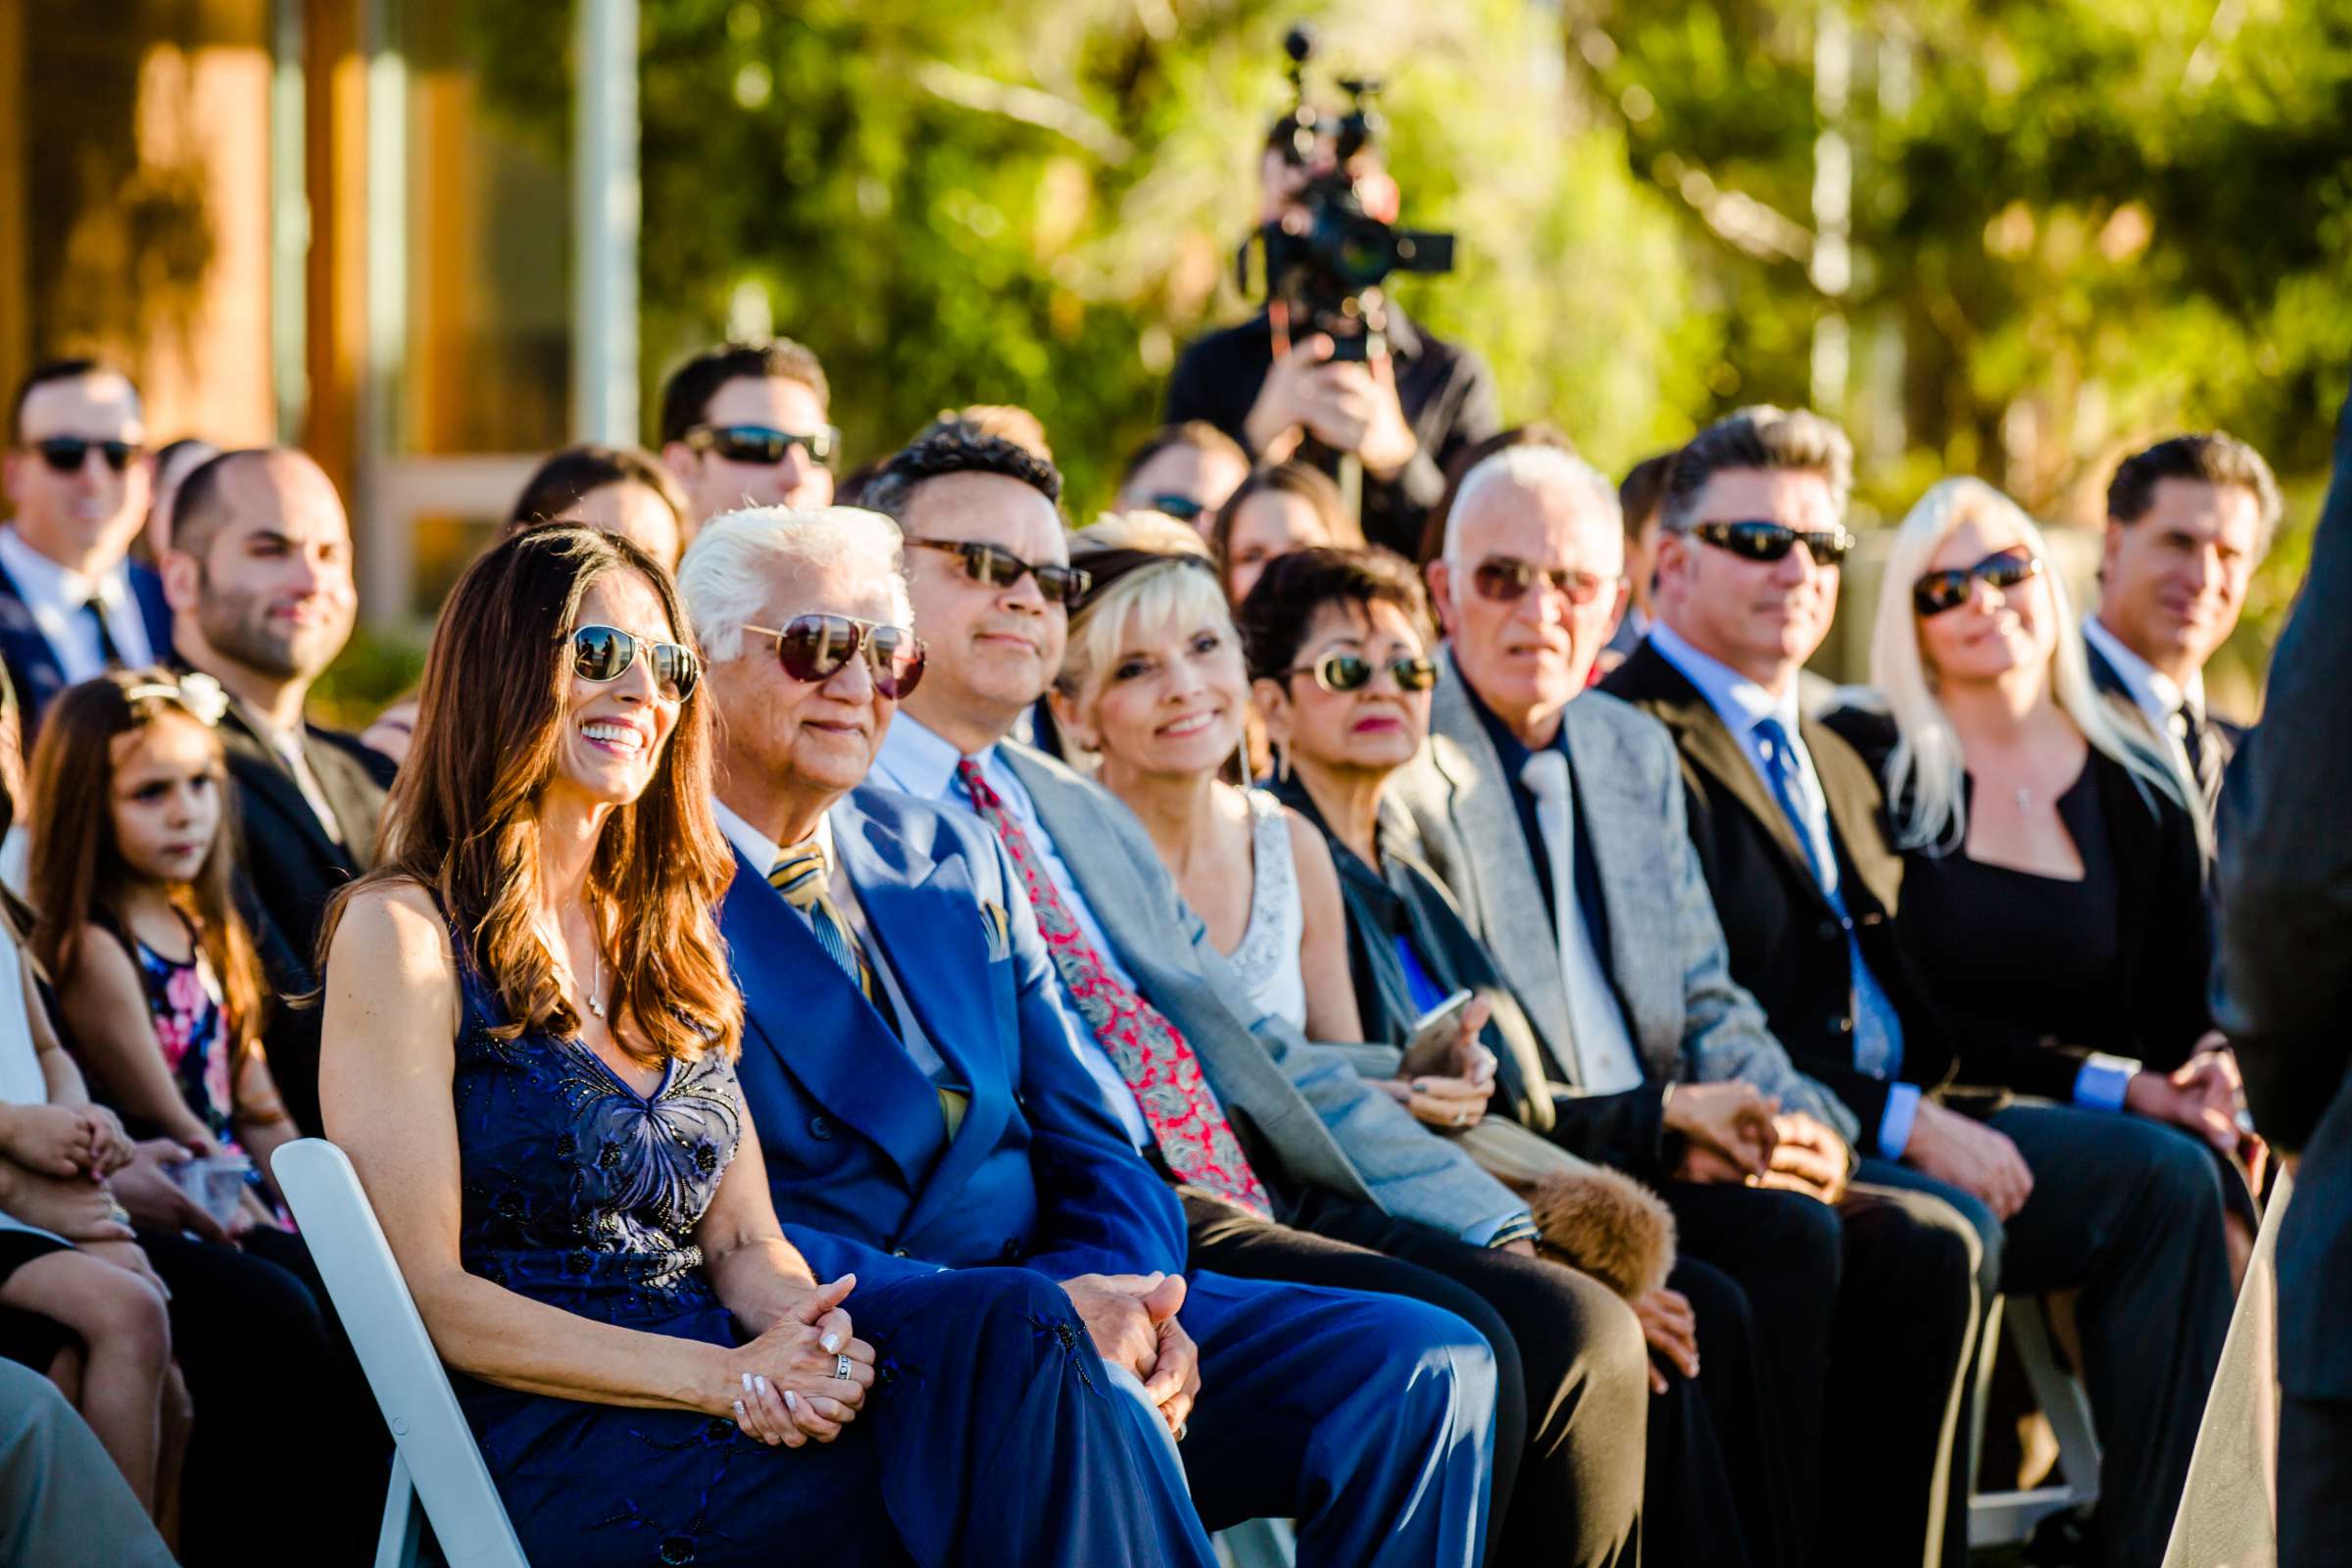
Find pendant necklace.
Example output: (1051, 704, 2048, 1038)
(586, 941, 608, 1020)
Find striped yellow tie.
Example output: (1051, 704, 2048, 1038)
(768, 841, 876, 1003)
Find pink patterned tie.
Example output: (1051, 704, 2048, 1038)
(956, 758, 1272, 1219)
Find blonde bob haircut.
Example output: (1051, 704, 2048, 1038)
(1054, 513, 1233, 732)
(1865, 476, 2188, 855)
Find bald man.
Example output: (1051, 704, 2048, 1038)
(163, 448, 392, 1136)
(0, 360, 172, 728)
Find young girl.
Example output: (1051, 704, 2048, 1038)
(25, 670, 293, 1224)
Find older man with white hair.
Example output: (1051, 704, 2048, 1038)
(680, 502, 1503, 1568)
(1396, 443, 1981, 1568)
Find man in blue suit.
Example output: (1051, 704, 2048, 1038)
(681, 503, 1501, 1567)
(0, 360, 174, 729)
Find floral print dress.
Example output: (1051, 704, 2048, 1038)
(93, 906, 237, 1149)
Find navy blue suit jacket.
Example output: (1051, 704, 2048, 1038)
(0, 559, 173, 729)
(722, 785, 1189, 1292)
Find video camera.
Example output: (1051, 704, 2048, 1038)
(1243, 24, 1455, 362)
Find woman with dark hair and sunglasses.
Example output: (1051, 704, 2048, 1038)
(316, 524, 1209, 1567)
(1210, 461, 1365, 607)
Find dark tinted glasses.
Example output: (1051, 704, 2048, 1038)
(684, 423, 841, 467)
(570, 624, 701, 701)
(1912, 548, 2042, 616)
(1288, 653, 1439, 694)
(1470, 556, 1614, 607)
(743, 614, 926, 700)
(1141, 493, 1207, 521)
(31, 437, 139, 475)
(905, 537, 1093, 605)
(1690, 519, 1855, 567)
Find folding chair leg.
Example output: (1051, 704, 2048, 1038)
(374, 1450, 424, 1568)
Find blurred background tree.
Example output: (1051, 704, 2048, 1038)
(460, 0, 2349, 697)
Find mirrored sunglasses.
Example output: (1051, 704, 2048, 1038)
(570, 623, 702, 702)
(743, 613, 926, 700)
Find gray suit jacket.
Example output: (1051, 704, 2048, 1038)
(1392, 654, 1856, 1140)
(1000, 742, 1531, 1243)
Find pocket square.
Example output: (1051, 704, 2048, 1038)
(980, 901, 1011, 961)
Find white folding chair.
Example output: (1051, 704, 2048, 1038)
(271, 1138, 531, 1568)
(1967, 1295, 2102, 1550)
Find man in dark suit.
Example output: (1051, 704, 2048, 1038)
(2217, 379, 2352, 1567)
(1602, 405, 2235, 1568)
(683, 502, 1501, 1567)
(159, 449, 390, 1137)
(0, 360, 173, 730)
(2085, 430, 2281, 831)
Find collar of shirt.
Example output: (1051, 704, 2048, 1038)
(870, 710, 1045, 829)
(1452, 647, 1563, 782)
(2085, 612, 2203, 722)
(1646, 620, 1805, 754)
(710, 797, 833, 881)
(0, 524, 116, 612)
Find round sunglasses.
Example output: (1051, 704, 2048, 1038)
(1912, 547, 2042, 616)
(1689, 519, 1856, 567)
(742, 614, 926, 700)
(570, 624, 702, 701)
(1470, 556, 1615, 607)
(905, 536, 1093, 605)
(1286, 652, 1439, 695)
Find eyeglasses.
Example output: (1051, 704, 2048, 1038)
(30, 437, 139, 475)
(904, 537, 1093, 605)
(682, 423, 841, 468)
(742, 614, 926, 700)
(1912, 548, 2042, 616)
(1470, 556, 1616, 607)
(1287, 653, 1439, 694)
(1689, 519, 1855, 567)
(570, 624, 702, 702)
(1141, 493, 1207, 522)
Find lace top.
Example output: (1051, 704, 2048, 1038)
(1226, 789, 1307, 1030)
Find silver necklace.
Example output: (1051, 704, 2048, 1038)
(586, 942, 607, 1020)
(548, 921, 607, 1020)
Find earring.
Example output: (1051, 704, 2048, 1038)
(1273, 739, 1291, 785)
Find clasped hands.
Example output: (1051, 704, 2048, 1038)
(1059, 1271, 1199, 1439)
(1667, 1082, 1850, 1202)
(1379, 998, 1498, 1131)
(1243, 330, 1420, 478)
(725, 1275, 878, 1447)
(2128, 1035, 2267, 1189)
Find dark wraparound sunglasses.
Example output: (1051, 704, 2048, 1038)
(31, 437, 139, 475)
(1912, 547, 2042, 616)
(683, 423, 841, 468)
(1287, 653, 1439, 694)
(1141, 493, 1207, 521)
(570, 624, 702, 701)
(1470, 556, 1615, 607)
(905, 537, 1093, 605)
(1690, 519, 1856, 567)
(743, 614, 926, 700)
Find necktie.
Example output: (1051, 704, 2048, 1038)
(1516, 749, 1643, 1093)
(768, 840, 898, 1035)
(2171, 702, 2223, 816)
(79, 593, 123, 668)
(1751, 716, 1903, 1078)
(955, 757, 1272, 1219)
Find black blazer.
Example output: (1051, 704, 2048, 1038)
(1825, 703, 2213, 1105)
(1602, 643, 1961, 1154)
(0, 561, 174, 731)
(215, 702, 394, 1137)
(2217, 378, 2352, 1399)
(2084, 635, 2243, 835)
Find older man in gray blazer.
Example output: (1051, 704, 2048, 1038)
(861, 425, 1651, 1568)
(1394, 443, 1981, 1567)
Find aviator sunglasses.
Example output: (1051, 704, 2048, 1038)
(682, 423, 842, 467)
(30, 437, 140, 475)
(1470, 556, 1615, 607)
(1288, 652, 1439, 695)
(905, 537, 1094, 605)
(570, 624, 702, 702)
(742, 614, 927, 700)
(1912, 547, 2042, 616)
(1689, 519, 1856, 567)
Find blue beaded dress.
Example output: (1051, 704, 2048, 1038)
(439, 932, 1215, 1568)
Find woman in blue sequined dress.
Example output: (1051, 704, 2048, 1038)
(317, 525, 1213, 1568)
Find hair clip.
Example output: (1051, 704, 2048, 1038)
(122, 671, 230, 727)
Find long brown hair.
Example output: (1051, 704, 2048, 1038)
(326, 525, 740, 1065)
(25, 671, 267, 1054)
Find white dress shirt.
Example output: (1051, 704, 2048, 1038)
(2084, 612, 2208, 794)
(870, 715, 1155, 1150)
(0, 526, 154, 681)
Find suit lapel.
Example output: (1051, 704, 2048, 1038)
(831, 802, 1011, 1234)
(302, 733, 387, 869)
(1804, 715, 1905, 918)
(1000, 747, 1165, 968)
(0, 565, 68, 723)
(216, 711, 356, 872)
(720, 851, 945, 1190)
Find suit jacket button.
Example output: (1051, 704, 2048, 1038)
(808, 1115, 835, 1140)
(891, 1247, 910, 1258)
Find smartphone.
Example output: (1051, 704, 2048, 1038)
(1398, 990, 1477, 1078)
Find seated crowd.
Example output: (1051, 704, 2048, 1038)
(0, 332, 2287, 1568)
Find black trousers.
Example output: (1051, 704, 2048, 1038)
(141, 1229, 387, 1567)
(2279, 1394, 2352, 1568)
(1664, 1176, 1979, 1568)
(1190, 1192, 1668, 1568)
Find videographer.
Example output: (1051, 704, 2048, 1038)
(1164, 115, 1500, 559)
